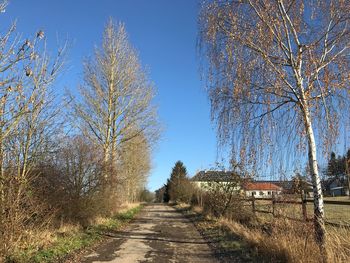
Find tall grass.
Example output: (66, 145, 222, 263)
(189, 194, 350, 263)
(4, 204, 143, 263)
(218, 217, 350, 263)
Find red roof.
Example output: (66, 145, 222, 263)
(243, 182, 282, 191)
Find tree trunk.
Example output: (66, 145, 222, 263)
(302, 104, 328, 261)
(347, 173, 350, 199)
(0, 133, 5, 219)
(103, 146, 111, 180)
(345, 158, 350, 199)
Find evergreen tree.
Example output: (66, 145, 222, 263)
(163, 180, 170, 203)
(168, 161, 192, 202)
(327, 152, 338, 177)
(325, 150, 350, 198)
(327, 152, 346, 177)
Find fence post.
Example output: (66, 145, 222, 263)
(251, 193, 255, 215)
(301, 190, 307, 221)
(272, 192, 276, 217)
(201, 192, 204, 208)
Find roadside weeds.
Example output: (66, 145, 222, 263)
(174, 204, 255, 263)
(174, 203, 350, 263)
(6, 204, 143, 263)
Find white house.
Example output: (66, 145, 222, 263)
(192, 170, 289, 198)
(191, 170, 241, 191)
(243, 182, 282, 198)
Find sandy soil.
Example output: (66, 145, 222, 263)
(80, 204, 218, 263)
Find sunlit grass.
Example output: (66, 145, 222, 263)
(253, 197, 350, 226)
(7, 205, 143, 263)
(182, 202, 350, 262)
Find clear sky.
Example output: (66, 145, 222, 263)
(3, 0, 218, 191)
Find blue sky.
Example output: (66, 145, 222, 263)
(3, 0, 218, 191)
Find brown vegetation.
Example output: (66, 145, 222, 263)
(0, 5, 158, 261)
(218, 217, 350, 263)
(186, 188, 350, 262)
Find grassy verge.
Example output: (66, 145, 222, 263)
(174, 204, 256, 262)
(175, 203, 350, 263)
(7, 205, 143, 263)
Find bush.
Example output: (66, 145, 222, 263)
(36, 136, 108, 227)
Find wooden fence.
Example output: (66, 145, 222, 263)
(249, 193, 350, 228)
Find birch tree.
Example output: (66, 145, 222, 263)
(198, 0, 350, 256)
(73, 20, 158, 183)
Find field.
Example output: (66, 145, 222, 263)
(253, 196, 350, 227)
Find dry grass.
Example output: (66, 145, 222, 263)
(118, 202, 141, 211)
(217, 216, 350, 263)
(15, 229, 57, 253)
(86, 202, 141, 226)
(327, 227, 350, 262)
(57, 224, 82, 235)
(219, 218, 316, 262)
(307, 203, 350, 225)
(4, 203, 143, 263)
(324, 196, 350, 201)
(250, 198, 350, 262)
(174, 202, 191, 209)
(186, 197, 350, 263)
(192, 205, 204, 214)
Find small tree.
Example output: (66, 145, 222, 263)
(291, 172, 311, 195)
(155, 186, 165, 203)
(40, 136, 104, 226)
(163, 181, 170, 203)
(139, 189, 155, 203)
(201, 172, 243, 218)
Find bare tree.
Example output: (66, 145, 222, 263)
(118, 130, 151, 202)
(0, 2, 65, 253)
(198, 0, 350, 256)
(40, 136, 104, 226)
(72, 20, 159, 183)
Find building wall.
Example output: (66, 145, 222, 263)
(245, 190, 281, 198)
(330, 187, 349, 196)
(193, 181, 283, 198)
(193, 181, 241, 191)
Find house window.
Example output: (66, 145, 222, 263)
(252, 191, 256, 196)
(267, 191, 271, 195)
(259, 191, 264, 196)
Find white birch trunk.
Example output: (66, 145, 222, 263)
(298, 55, 327, 258)
(302, 103, 327, 259)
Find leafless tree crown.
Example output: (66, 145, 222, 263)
(199, 0, 350, 169)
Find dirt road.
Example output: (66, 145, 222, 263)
(81, 204, 218, 263)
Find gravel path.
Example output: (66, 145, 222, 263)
(80, 204, 218, 263)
